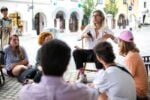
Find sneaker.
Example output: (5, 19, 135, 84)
(77, 74, 88, 84)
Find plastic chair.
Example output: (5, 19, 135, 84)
(76, 39, 97, 79)
(142, 56, 150, 75)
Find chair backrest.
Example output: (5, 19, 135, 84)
(142, 56, 150, 75)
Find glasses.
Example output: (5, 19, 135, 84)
(12, 38, 19, 42)
(92, 14, 101, 17)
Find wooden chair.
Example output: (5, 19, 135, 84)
(77, 39, 97, 79)
(142, 56, 150, 75)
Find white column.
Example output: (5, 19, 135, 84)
(65, 18, 70, 33)
(106, 14, 113, 29)
(56, 18, 60, 30)
(78, 19, 82, 33)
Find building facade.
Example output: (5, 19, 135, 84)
(1, 0, 148, 35)
(0, 0, 84, 35)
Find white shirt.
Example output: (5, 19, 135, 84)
(82, 24, 114, 49)
(93, 66, 136, 100)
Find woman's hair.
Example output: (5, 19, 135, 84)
(93, 10, 105, 26)
(9, 34, 25, 60)
(94, 41, 115, 63)
(119, 39, 139, 56)
(38, 32, 53, 45)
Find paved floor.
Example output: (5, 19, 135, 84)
(0, 70, 79, 100)
(0, 75, 21, 100)
(1, 26, 150, 99)
(0, 71, 150, 100)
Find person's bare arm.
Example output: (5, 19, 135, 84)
(98, 92, 107, 100)
(103, 32, 118, 43)
(11, 59, 28, 69)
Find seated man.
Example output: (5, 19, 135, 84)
(92, 41, 136, 100)
(4, 34, 29, 77)
(19, 39, 99, 100)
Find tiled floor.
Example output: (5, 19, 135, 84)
(0, 71, 150, 100)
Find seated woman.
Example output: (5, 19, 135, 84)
(34, 31, 53, 82)
(35, 31, 53, 68)
(118, 30, 148, 99)
(4, 34, 29, 77)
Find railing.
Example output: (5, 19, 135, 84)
(142, 56, 150, 75)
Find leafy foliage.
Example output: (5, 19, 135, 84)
(104, 0, 118, 18)
(80, 0, 97, 25)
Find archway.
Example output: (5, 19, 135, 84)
(54, 11, 65, 33)
(34, 12, 46, 35)
(117, 14, 126, 29)
(69, 12, 78, 32)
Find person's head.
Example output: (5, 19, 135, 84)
(9, 34, 19, 48)
(41, 39, 71, 76)
(1, 6, 8, 17)
(92, 10, 105, 26)
(118, 30, 139, 56)
(38, 32, 53, 45)
(94, 41, 115, 65)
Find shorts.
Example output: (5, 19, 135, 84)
(7, 70, 15, 77)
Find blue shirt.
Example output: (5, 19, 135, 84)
(4, 45, 29, 71)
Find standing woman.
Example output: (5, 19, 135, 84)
(4, 34, 29, 77)
(118, 30, 148, 100)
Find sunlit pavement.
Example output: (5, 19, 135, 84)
(0, 26, 150, 100)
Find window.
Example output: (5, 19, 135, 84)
(111, 0, 115, 3)
(144, 2, 146, 8)
(131, 0, 134, 5)
(123, 0, 127, 4)
(71, 0, 78, 2)
(98, 0, 103, 4)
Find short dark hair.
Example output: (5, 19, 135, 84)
(1, 7, 8, 13)
(41, 39, 71, 76)
(94, 41, 115, 63)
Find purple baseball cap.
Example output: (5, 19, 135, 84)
(119, 30, 133, 42)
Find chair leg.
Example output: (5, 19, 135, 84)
(77, 71, 80, 79)
(1, 70, 5, 81)
(0, 70, 5, 86)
